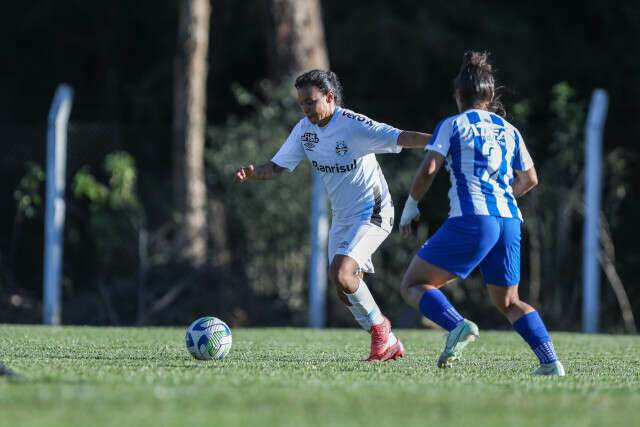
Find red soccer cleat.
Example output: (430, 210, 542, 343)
(365, 317, 405, 362)
(387, 339, 405, 360)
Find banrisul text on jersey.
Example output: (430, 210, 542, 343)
(311, 159, 357, 173)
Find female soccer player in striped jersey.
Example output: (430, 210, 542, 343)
(235, 70, 431, 361)
(399, 52, 565, 376)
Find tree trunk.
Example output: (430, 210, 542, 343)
(173, 0, 210, 268)
(263, 0, 331, 325)
(264, 0, 330, 77)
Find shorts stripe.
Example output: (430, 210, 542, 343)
(370, 185, 382, 227)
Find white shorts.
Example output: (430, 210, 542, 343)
(328, 218, 392, 274)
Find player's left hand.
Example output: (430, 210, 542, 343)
(399, 196, 420, 236)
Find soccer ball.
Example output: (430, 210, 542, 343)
(185, 316, 233, 360)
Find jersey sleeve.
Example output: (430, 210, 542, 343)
(348, 113, 402, 155)
(425, 118, 452, 156)
(512, 128, 534, 171)
(271, 122, 306, 171)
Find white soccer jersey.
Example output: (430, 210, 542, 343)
(272, 106, 402, 226)
(426, 109, 534, 221)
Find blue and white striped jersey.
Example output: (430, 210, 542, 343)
(426, 109, 533, 221)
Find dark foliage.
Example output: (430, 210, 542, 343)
(1, 0, 638, 330)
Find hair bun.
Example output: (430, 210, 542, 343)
(463, 51, 491, 71)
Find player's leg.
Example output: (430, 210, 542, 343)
(481, 218, 565, 376)
(402, 215, 499, 328)
(402, 257, 479, 368)
(486, 284, 534, 323)
(487, 284, 565, 376)
(327, 222, 356, 305)
(402, 216, 499, 367)
(400, 256, 460, 329)
(329, 254, 385, 330)
(328, 221, 384, 331)
(329, 221, 403, 361)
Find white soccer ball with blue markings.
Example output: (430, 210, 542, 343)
(185, 316, 233, 360)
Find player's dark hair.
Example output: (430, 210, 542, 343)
(455, 51, 505, 117)
(295, 70, 344, 106)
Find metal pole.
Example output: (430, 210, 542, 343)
(43, 84, 74, 325)
(582, 89, 608, 333)
(308, 173, 328, 328)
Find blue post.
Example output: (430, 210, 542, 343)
(582, 89, 608, 333)
(308, 173, 328, 328)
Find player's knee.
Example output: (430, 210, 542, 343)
(400, 274, 427, 308)
(335, 288, 350, 305)
(329, 265, 355, 291)
(492, 295, 520, 314)
(399, 284, 413, 305)
(400, 275, 413, 302)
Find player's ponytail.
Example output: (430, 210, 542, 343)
(455, 51, 505, 117)
(326, 71, 344, 106)
(295, 69, 344, 106)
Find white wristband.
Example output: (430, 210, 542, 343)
(405, 195, 419, 210)
(400, 195, 421, 226)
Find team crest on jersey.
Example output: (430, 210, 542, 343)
(335, 141, 348, 156)
(301, 132, 320, 151)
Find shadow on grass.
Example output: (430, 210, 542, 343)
(0, 362, 26, 382)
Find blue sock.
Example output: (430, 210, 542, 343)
(418, 289, 464, 331)
(513, 311, 558, 364)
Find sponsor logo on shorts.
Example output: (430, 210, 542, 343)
(338, 241, 349, 249)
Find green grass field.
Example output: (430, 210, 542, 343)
(1, 325, 638, 427)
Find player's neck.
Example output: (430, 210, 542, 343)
(316, 105, 337, 127)
(460, 103, 489, 112)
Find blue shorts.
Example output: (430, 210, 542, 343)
(417, 215, 521, 286)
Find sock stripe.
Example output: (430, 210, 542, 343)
(513, 312, 558, 365)
(533, 341, 558, 364)
(367, 307, 380, 320)
(419, 289, 464, 332)
(345, 281, 385, 331)
(444, 307, 464, 323)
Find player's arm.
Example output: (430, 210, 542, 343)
(511, 128, 537, 197)
(399, 150, 446, 235)
(512, 167, 538, 198)
(397, 131, 432, 149)
(348, 113, 429, 154)
(234, 162, 286, 183)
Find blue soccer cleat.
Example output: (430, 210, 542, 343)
(533, 361, 566, 376)
(437, 319, 479, 368)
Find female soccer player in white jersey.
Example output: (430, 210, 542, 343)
(235, 70, 431, 361)
(399, 52, 565, 376)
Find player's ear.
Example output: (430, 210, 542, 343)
(326, 90, 335, 104)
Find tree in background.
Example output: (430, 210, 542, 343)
(264, 0, 330, 77)
(173, 0, 211, 268)
(264, 0, 332, 321)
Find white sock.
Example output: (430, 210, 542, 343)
(388, 331, 398, 345)
(345, 280, 386, 331)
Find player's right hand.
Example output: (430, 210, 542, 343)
(234, 164, 255, 183)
